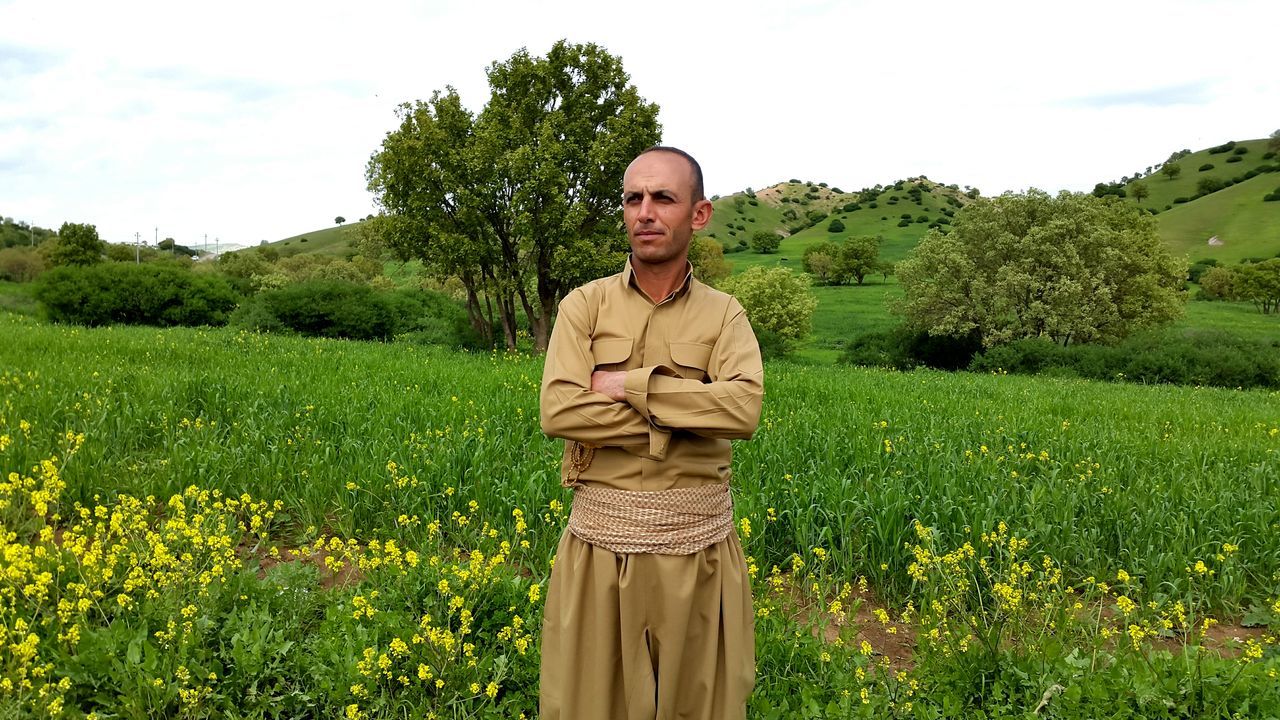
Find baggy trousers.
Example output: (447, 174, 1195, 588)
(539, 529, 755, 720)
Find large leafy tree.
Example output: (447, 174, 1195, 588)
(896, 190, 1186, 347)
(367, 41, 660, 350)
(47, 222, 103, 267)
(1234, 259, 1280, 314)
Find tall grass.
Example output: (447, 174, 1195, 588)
(3, 315, 1276, 610)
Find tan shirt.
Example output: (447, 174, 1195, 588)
(540, 258, 764, 492)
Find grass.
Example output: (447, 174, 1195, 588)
(1158, 173, 1280, 263)
(0, 279, 37, 317)
(267, 221, 364, 257)
(3, 315, 1278, 717)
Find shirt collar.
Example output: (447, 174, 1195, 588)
(623, 255, 695, 304)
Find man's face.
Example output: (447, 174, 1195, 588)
(622, 152, 712, 267)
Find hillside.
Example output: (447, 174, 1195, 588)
(1119, 138, 1280, 263)
(259, 221, 364, 257)
(706, 177, 974, 274)
(1158, 173, 1280, 263)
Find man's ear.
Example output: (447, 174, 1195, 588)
(691, 199, 713, 231)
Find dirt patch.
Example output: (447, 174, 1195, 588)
(248, 544, 365, 589)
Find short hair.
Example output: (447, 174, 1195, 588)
(639, 146, 705, 201)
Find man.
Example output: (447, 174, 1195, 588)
(539, 146, 764, 720)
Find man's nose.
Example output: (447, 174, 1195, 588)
(637, 195, 656, 222)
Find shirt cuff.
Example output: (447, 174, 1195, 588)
(624, 366, 661, 421)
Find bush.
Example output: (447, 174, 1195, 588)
(826, 219, 845, 233)
(0, 246, 46, 282)
(36, 263, 238, 326)
(1232, 146, 1248, 155)
(1198, 163, 1214, 172)
(232, 281, 478, 345)
(840, 326, 981, 370)
(1208, 141, 1236, 155)
(720, 267, 817, 354)
(968, 330, 1280, 389)
(1226, 155, 1242, 164)
(1197, 177, 1227, 195)
(1264, 151, 1277, 160)
(897, 219, 911, 227)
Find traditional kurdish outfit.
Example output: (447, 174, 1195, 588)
(539, 258, 764, 720)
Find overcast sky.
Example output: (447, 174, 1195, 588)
(2, 0, 1277, 250)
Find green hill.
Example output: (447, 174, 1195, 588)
(1118, 138, 1280, 263)
(1157, 173, 1280, 263)
(707, 177, 974, 274)
(261, 221, 365, 257)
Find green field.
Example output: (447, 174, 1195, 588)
(3, 315, 1278, 717)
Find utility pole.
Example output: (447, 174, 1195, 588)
(215, 236, 220, 256)
(135, 232, 141, 263)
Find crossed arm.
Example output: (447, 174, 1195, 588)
(539, 289, 764, 459)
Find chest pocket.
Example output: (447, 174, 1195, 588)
(670, 341, 714, 381)
(591, 337, 634, 370)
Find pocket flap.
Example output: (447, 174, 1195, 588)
(591, 337, 633, 365)
(670, 341, 713, 371)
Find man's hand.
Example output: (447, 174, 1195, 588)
(591, 370, 627, 402)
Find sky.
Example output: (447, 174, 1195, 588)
(2, 0, 1278, 251)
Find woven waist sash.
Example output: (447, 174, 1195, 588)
(567, 483, 734, 556)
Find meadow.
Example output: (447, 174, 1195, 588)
(3, 314, 1278, 717)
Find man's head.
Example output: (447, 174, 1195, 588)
(622, 146, 713, 268)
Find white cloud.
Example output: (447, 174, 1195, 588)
(2, 0, 1277, 246)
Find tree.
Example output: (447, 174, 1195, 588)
(834, 235, 881, 285)
(688, 236, 730, 286)
(1130, 180, 1149, 204)
(1269, 129, 1280, 154)
(335, 216, 346, 225)
(1161, 162, 1182, 180)
(46, 222, 103, 267)
(1198, 266, 1236, 300)
(367, 41, 660, 351)
(802, 241, 840, 283)
(750, 230, 780, 254)
(720, 267, 817, 353)
(1234, 259, 1280, 314)
(896, 190, 1186, 347)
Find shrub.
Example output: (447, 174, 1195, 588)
(1197, 177, 1227, 195)
(720, 267, 817, 355)
(840, 326, 982, 371)
(897, 219, 911, 227)
(1264, 151, 1277, 160)
(842, 202, 861, 212)
(232, 281, 477, 345)
(748, 199, 759, 206)
(1232, 146, 1248, 155)
(827, 219, 846, 233)
(1226, 156, 1242, 164)
(1198, 163, 1214, 171)
(968, 330, 1280, 389)
(868, 202, 878, 209)
(0, 246, 46, 282)
(36, 263, 239, 326)
(1207, 140, 1236, 154)
(1174, 197, 1190, 204)
(915, 215, 929, 223)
